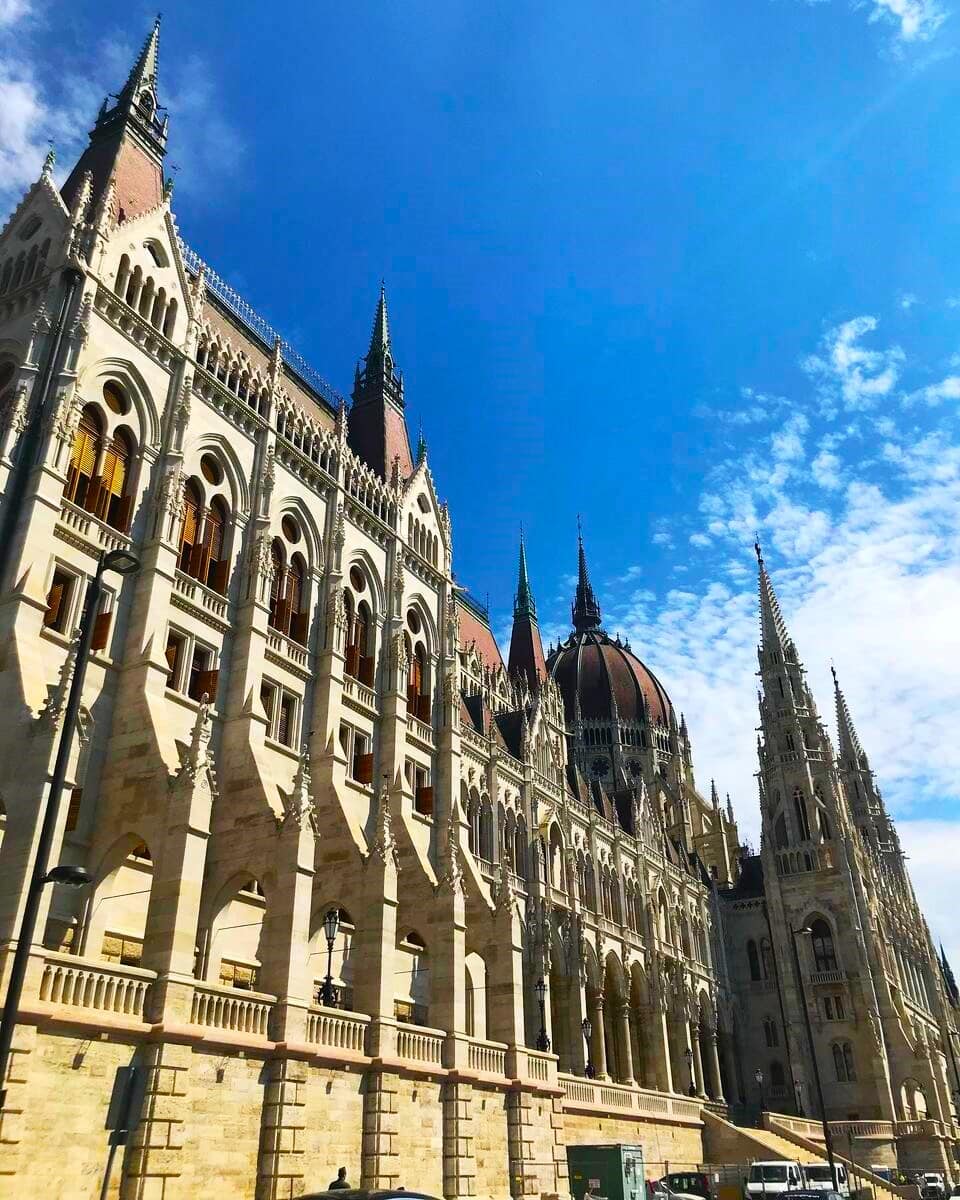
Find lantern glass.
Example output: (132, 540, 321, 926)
(535, 977, 546, 1002)
(581, 1017, 592, 1040)
(323, 907, 340, 943)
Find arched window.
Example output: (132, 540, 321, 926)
(764, 1017, 779, 1048)
(178, 482, 202, 575)
(287, 554, 308, 644)
(810, 919, 837, 972)
(770, 1060, 785, 1087)
(774, 812, 789, 849)
(95, 428, 133, 531)
(201, 497, 229, 592)
(64, 406, 103, 510)
(760, 938, 774, 981)
(747, 939, 761, 981)
(268, 540, 285, 630)
(513, 820, 527, 880)
(353, 603, 373, 684)
(833, 1042, 856, 1082)
(408, 642, 429, 720)
(794, 788, 812, 841)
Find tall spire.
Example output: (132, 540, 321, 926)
(60, 15, 167, 219)
(940, 945, 960, 1007)
(831, 664, 868, 771)
(349, 283, 414, 480)
(755, 538, 794, 657)
(514, 527, 536, 620)
(508, 529, 546, 691)
(710, 779, 720, 810)
(572, 518, 602, 633)
(368, 282, 390, 359)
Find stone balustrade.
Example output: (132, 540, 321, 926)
(190, 981, 274, 1037)
(559, 1073, 703, 1123)
(466, 1036, 508, 1076)
(396, 1024, 445, 1066)
(305, 1005, 369, 1054)
(831, 1120, 895, 1139)
(58, 498, 133, 556)
(894, 1118, 946, 1138)
(38, 951, 155, 1020)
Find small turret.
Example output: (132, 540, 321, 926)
(572, 518, 602, 633)
(348, 284, 415, 480)
(507, 529, 546, 692)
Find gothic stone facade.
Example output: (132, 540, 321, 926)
(0, 18, 956, 1200)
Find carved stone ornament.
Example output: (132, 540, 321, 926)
(369, 782, 400, 870)
(283, 748, 316, 832)
(6, 383, 29, 436)
(249, 530, 274, 586)
(171, 695, 217, 793)
(327, 586, 347, 641)
(493, 855, 517, 915)
(437, 804, 465, 897)
(50, 387, 83, 447)
(36, 636, 80, 730)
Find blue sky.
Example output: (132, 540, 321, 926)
(2, 0, 959, 959)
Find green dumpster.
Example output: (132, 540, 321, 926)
(567, 1143, 646, 1200)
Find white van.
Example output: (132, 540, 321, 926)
(802, 1164, 849, 1196)
(746, 1162, 805, 1197)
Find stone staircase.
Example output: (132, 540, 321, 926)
(701, 1109, 910, 1200)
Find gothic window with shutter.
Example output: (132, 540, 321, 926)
(268, 539, 286, 630)
(811, 919, 837, 972)
(178, 482, 202, 574)
(97, 429, 133, 531)
(65, 407, 104, 510)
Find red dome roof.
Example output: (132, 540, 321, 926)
(548, 630, 672, 726)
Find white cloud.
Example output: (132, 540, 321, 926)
(811, 448, 843, 488)
(799, 0, 948, 43)
(899, 291, 919, 310)
(897, 820, 960, 970)
(0, 0, 32, 27)
(802, 316, 904, 410)
(904, 375, 960, 405)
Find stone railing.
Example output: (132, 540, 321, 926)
(831, 1120, 894, 1140)
(764, 1112, 824, 1138)
(342, 672, 377, 713)
(305, 1005, 369, 1055)
(38, 952, 154, 1021)
(396, 1024, 444, 1066)
(265, 628, 310, 671)
(559, 1074, 703, 1123)
(467, 1036, 508, 1076)
(809, 968, 845, 986)
(190, 981, 274, 1037)
(58, 498, 134, 557)
(516, 1048, 555, 1085)
(407, 716, 435, 750)
(894, 1119, 945, 1138)
(172, 570, 229, 622)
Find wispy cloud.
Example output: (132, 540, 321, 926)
(802, 315, 904, 411)
(797, 0, 949, 44)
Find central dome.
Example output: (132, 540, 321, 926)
(548, 629, 672, 726)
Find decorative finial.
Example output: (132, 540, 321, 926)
(42, 143, 56, 177)
(754, 534, 763, 564)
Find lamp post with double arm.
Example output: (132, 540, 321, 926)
(0, 548, 140, 1109)
(320, 907, 341, 1007)
(535, 977, 551, 1052)
(582, 1017, 596, 1079)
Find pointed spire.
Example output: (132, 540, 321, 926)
(755, 540, 793, 656)
(120, 14, 162, 105)
(726, 792, 735, 824)
(368, 281, 391, 359)
(710, 779, 719, 810)
(416, 419, 427, 466)
(940, 944, 959, 1007)
(831, 663, 868, 771)
(572, 517, 602, 633)
(514, 526, 537, 620)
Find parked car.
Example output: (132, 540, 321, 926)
(660, 1172, 713, 1200)
(921, 1175, 947, 1200)
(802, 1163, 849, 1196)
(648, 1181, 705, 1200)
(746, 1162, 806, 1198)
(298, 1191, 442, 1200)
(777, 1190, 844, 1200)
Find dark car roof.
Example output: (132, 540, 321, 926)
(299, 1192, 441, 1200)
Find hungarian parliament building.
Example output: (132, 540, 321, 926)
(0, 18, 956, 1200)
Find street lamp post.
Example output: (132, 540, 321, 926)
(755, 1068, 765, 1128)
(790, 925, 839, 1191)
(0, 548, 140, 1108)
(685, 1046, 696, 1097)
(581, 1017, 596, 1079)
(320, 907, 340, 1007)
(535, 978, 550, 1052)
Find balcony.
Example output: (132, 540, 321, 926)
(559, 1074, 702, 1123)
(305, 1005, 369, 1055)
(38, 951, 154, 1022)
(265, 627, 310, 673)
(466, 1036, 508, 1077)
(407, 715, 435, 751)
(809, 968, 845, 986)
(894, 1118, 947, 1139)
(189, 980, 274, 1037)
(58, 498, 134, 558)
(342, 670, 377, 715)
(172, 569, 229, 624)
(396, 1023, 444, 1066)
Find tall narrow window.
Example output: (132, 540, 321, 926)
(353, 603, 373, 684)
(178, 482, 202, 574)
(202, 498, 228, 593)
(810, 919, 837, 972)
(747, 939, 761, 981)
(97, 430, 132, 531)
(65, 407, 103, 510)
(794, 788, 812, 841)
(268, 540, 285, 630)
(288, 555, 308, 644)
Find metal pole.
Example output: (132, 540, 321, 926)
(790, 927, 838, 1190)
(323, 935, 335, 1006)
(0, 552, 106, 1107)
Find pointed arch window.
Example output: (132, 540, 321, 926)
(747, 939, 761, 981)
(794, 788, 812, 841)
(408, 642, 430, 721)
(178, 482, 202, 574)
(287, 554, 308, 644)
(810, 919, 837, 972)
(760, 938, 775, 981)
(64, 406, 103, 511)
(95, 429, 134, 531)
(268, 540, 286, 630)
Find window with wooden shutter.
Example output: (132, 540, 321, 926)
(290, 610, 309, 645)
(415, 786, 433, 817)
(91, 607, 112, 652)
(202, 500, 226, 591)
(43, 569, 73, 633)
(65, 410, 102, 508)
(65, 788, 82, 832)
(278, 692, 296, 747)
(98, 432, 130, 528)
(165, 630, 185, 689)
(178, 483, 201, 574)
(260, 682, 276, 732)
(268, 540, 284, 629)
(355, 753, 374, 786)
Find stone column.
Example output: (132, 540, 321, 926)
(256, 1057, 308, 1200)
(442, 1079, 476, 1200)
(651, 1004, 674, 1093)
(360, 1070, 400, 1190)
(690, 1026, 706, 1097)
(616, 1000, 636, 1085)
(708, 1031, 725, 1102)
(591, 996, 608, 1080)
(121, 1041, 192, 1200)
